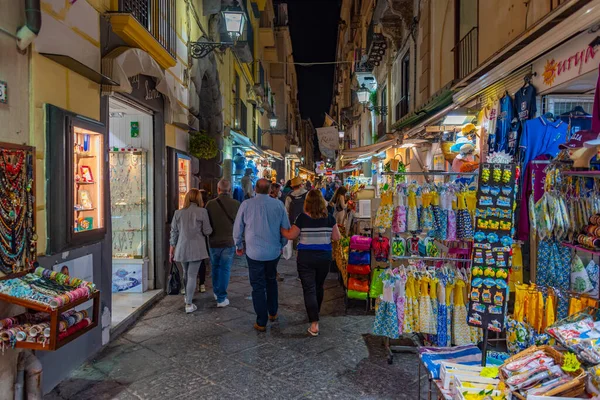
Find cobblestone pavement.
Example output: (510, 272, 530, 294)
(47, 257, 427, 399)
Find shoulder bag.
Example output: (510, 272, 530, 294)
(216, 198, 235, 224)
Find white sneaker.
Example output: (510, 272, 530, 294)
(200, 284, 206, 293)
(181, 288, 185, 295)
(217, 299, 230, 308)
(185, 304, 197, 314)
(214, 293, 218, 300)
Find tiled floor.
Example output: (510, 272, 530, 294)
(47, 257, 428, 399)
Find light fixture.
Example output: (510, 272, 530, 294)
(442, 108, 475, 125)
(356, 84, 370, 105)
(189, 3, 247, 58)
(297, 146, 302, 153)
(338, 130, 345, 138)
(269, 115, 278, 129)
(301, 156, 305, 162)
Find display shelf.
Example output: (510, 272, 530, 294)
(392, 255, 472, 263)
(0, 290, 100, 351)
(76, 181, 96, 185)
(561, 242, 600, 256)
(562, 170, 600, 177)
(75, 208, 96, 212)
(113, 228, 146, 232)
(74, 154, 96, 159)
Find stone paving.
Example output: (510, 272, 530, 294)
(47, 257, 427, 399)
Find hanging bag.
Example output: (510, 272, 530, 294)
(166, 262, 182, 295)
(388, 154, 404, 173)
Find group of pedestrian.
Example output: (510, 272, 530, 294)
(170, 176, 343, 336)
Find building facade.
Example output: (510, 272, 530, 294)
(0, 0, 304, 394)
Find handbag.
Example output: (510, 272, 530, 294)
(349, 235, 372, 251)
(348, 251, 370, 265)
(347, 264, 370, 275)
(216, 198, 235, 224)
(347, 289, 368, 300)
(348, 277, 369, 292)
(369, 268, 385, 298)
(166, 262, 182, 295)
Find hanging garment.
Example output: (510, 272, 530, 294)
(430, 278, 439, 339)
(419, 276, 437, 335)
(452, 280, 473, 346)
(421, 192, 434, 231)
(446, 282, 454, 346)
(431, 192, 443, 240)
(392, 198, 407, 234)
(395, 271, 407, 336)
(374, 191, 394, 229)
(536, 239, 571, 319)
(406, 191, 418, 232)
(457, 193, 474, 240)
(436, 277, 449, 346)
(373, 277, 400, 339)
(404, 274, 419, 334)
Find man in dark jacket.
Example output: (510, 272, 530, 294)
(205, 179, 240, 308)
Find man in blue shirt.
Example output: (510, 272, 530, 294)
(233, 179, 291, 331)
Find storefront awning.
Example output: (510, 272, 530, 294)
(298, 166, 315, 176)
(101, 47, 186, 125)
(340, 139, 395, 164)
(230, 129, 264, 156)
(392, 86, 454, 132)
(263, 149, 283, 160)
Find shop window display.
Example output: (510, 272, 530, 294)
(74, 127, 104, 233)
(109, 150, 147, 258)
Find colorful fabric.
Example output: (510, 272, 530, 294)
(537, 239, 571, 319)
(392, 205, 407, 233)
(419, 345, 482, 379)
(506, 316, 534, 355)
(373, 301, 400, 339)
(452, 282, 472, 345)
(447, 210, 457, 241)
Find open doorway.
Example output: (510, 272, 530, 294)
(108, 97, 162, 330)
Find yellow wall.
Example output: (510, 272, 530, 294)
(31, 5, 101, 254)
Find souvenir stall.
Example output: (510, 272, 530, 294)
(0, 143, 100, 351)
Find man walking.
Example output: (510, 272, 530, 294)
(285, 176, 308, 225)
(233, 179, 290, 331)
(206, 179, 240, 308)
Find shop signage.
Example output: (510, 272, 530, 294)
(128, 74, 163, 111)
(326, 168, 333, 175)
(316, 126, 338, 159)
(315, 161, 326, 174)
(533, 29, 599, 92)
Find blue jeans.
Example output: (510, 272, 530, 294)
(210, 247, 235, 303)
(246, 256, 280, 327)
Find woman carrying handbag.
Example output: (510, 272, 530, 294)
(170, 189, 213, 313)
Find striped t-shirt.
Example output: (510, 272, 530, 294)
(294, 213, 336, 251)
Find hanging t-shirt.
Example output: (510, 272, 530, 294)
(519, 116, 568, 176)
(494, 94, 514, 153)
(514, 85, 537, 122)
(479, 102, 499, 161)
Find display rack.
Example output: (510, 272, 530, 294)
(0, 290, 100, 351)
(562, 170, 600, 177)
(561, 242, 600, 256)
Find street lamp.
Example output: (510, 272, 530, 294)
(189, 4, 247, 58)
(356, 84, 370, 105)
(269, 115, 278, 129)
(297, 146, 302, 153)
(338, 130, 345, 138)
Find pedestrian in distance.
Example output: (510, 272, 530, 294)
(269, 182, 282, 199)
(233, 179, 291, 332)
(281, 180, 293, 204)
(170, 188, 213, 314)
(285, 176, 308, 229)
(281, 189, 340, 336)
(206, 179, 240, 308)
(330, 186, 348, 228)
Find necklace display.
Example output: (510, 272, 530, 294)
(109, 150, 148, 259)
(0, 147, 36, 274)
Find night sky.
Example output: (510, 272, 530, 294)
(285, 0, 340, 128)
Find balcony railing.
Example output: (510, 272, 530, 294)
(453, 27, 478, 81)
(119, 0, 176, 57)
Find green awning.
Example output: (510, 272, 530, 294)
(392, 87, 454, 132)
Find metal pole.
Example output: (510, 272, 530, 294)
(481, 328, 489, 367)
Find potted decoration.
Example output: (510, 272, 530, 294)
(189, 131, 218, 160)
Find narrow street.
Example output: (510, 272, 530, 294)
(46, 257, 424, 400)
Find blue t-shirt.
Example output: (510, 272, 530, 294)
(519, 116, 568, 176)
(494, 94, 514, 153)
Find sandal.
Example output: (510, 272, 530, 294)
(307, 327, 319, 337)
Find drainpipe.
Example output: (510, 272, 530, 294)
(24, 351, 42, 399)
(14, 352, 25, 400)
(17, 0, 41, 51)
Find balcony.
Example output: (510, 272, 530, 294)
(108, 0, 177, 69)
(453, 27, 478, 80)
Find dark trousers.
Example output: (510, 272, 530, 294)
(297, 250, 331, 322)
(246, 256, 280, 327)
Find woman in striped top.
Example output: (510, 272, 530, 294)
(281, 189, 341, 336)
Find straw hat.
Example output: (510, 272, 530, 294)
(291, 176, 303, 187)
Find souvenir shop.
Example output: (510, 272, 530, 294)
(230, 130, 280, 200)
(107, 75, 165, 330)
(333, 21, 600, 400)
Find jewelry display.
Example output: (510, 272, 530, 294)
(0, 144, 36, 275)
(109, 150, 148, 259)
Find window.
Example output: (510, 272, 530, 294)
(240, 101, 248, 135)
(252, 104, 257, 143)
(381, 85, 387, 122)
(396, 53, 410, 121)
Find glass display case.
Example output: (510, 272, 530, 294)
(177, 154, 191, 209)
(74, 127, 104, 233)
(46, 104, 107, 253)
(109, 151, 147, 259)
